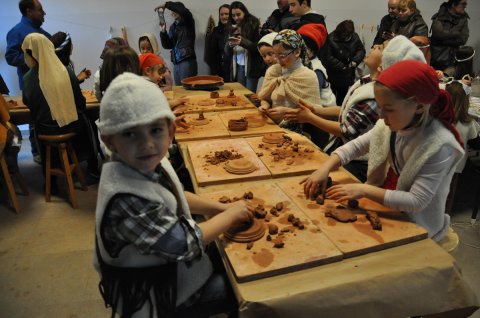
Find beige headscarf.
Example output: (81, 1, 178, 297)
(139, 32, 160, 55)
(22, 33, 77, 127)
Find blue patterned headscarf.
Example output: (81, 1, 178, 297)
(273, 29, 309, 66)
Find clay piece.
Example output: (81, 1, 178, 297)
(243, 191, 254, 200)
(204, 150, 243, 165)
(268, 224, 279, 235)
(228, 118, 248, 131)
(272, 237, 285, 248)
(246, 242, 254, 250)
(262, 132, 286, 145)
(196, 98, 216, 106)
(218, 196, 231, 203)
(228, 89, 235, 97)
(224, 158, 257, 175)
(224, 218, 266, 243)
(244, 113, 265, 128)
(269, 207, 278, 216)
(315, 195, 325, 205)
(253, 204, 267, 219)
(348, 199, 359, 209)
(324, 207, 357, 223)
(210, 91, 220, 99)
(275, 202, 284, 211)
(192, 112, 209, 126)
(366, 211, 382, 231)
(216, 98, 226, 105)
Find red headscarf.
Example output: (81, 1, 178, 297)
(139, 53, 165, 72)
(376, 60, 463, 148)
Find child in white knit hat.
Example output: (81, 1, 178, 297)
(94, 72, 253, 317)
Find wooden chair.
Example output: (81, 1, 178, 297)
(38, 132, 87, 209)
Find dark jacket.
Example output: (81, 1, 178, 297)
(390, 13, 428, 39)
(204, 24, 229, 79)
(159, 2, 196, 65)
(323, 31, 366, 87)
(224, 18, 264, 80)
(292, 12, 326, 30)
(373, 14, 396, 45)
(430, 3, 469, 70)
(261, 8, 299, 33)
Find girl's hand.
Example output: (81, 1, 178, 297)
(228, 36, 241, 47)
(283, 102, 314, 123)
(326, 184, 366, 202)
(301, 167, 331, 200)
(267, 106, 289, 118)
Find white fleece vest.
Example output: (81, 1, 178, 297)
(367, 119, 464, 240)
(94, 157, 212, 309)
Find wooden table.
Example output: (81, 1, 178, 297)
(178, 129, 479, 317)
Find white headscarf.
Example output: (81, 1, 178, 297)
(139, 32, 160, 55)
(22, 33, 78, 127)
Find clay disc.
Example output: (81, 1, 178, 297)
(224, 218, 266, 243)
(224, 158, 257, 174)
(197, 98, 216, 106)
(262, 132, 285, 144)
(191, 119, 209, 126)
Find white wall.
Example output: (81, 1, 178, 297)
(1, 0, 479, 96)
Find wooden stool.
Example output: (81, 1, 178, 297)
(0, 153, 20, 213)
(38, 133, 87, 209)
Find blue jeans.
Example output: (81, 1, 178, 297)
(174, 59, 198, 85)
(236, 64, 258, 92)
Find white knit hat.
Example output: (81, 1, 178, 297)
(97, 72, 175, 135)
(258, 32, 278, 49)
(381, 35, 426, 70)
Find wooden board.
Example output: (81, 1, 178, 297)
(174, 113, 230, 142)
(201, 183, 343, 282)
(218, 110, 285, 137)
(175, 93, 256, 114)
(276, 177, 428, 258)
(81, 89, 98, 104)
(187, 138, 271, 186)
(246, 132, 329, 178)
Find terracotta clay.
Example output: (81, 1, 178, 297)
(224, 158, 257, 174)
(325, 207, 357, 223)
(204, 149, 243, 165)
(210, 91, 220, 99)
(366, 211, 382, 231)
(228, 118, 248, 131)
(224, 218, 266, 243)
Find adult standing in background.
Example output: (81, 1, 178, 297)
(372, 0, 400, 45)
(225, 1, 263, 92)
(5, 0, 50, 164)
(261, 0, 299, 35)
(6, 0, 50, 90)
(204, 4, 231, 79)
(323, 20, 366, 106)
(430, 0, 469, 71)
(156, 2, 197, 85)
(287, 0, 326, 30)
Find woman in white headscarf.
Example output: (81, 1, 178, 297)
(22, 33, 100, 184)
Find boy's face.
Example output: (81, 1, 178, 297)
(145, 64, 166, 85)
(102, 118, 174, 173)
(139, 39, 153, 54)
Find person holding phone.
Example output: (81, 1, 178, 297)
(155, 2, 197, 85)
(224, 1, 263, 92)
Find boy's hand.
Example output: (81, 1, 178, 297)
(225, 201, 254, 227)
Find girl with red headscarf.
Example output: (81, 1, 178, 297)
(302, 60, 464, 241)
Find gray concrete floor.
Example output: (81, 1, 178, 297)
(0, 140, 479, 317)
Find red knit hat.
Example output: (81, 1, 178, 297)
(377, 60, 463, 147)
(297, 24, 327, 53)
(139, 53, 165, 71)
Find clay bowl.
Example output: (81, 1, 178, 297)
(181, 75, 224, 90)
(224, 218, 266, 243)
(224, 158, 257, 174)
(244, 113, 265, 128)
(228, 118, 248, 131)
(262, 132, 286, 144)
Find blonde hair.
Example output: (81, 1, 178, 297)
(399, 0, 420, 15)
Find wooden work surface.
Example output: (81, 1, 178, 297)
(200, 183, 342, 283)
(276, 176, 428, 258)
(245, 132, 329, 178)
(186, 138, 271, 186)
(174, 94, 256, 114)
(174, 113, 230, 142)
(218, 110, 285, 137)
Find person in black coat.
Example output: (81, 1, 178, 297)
(430, 0, 469, 71)
(260, 0, 299, 35)
(287, 0, 326, 30)
(323, 20, 365, 105)
(156, 1, 197, 85)
(373, 0, 400, 45)
(205, 4, 231, 79)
